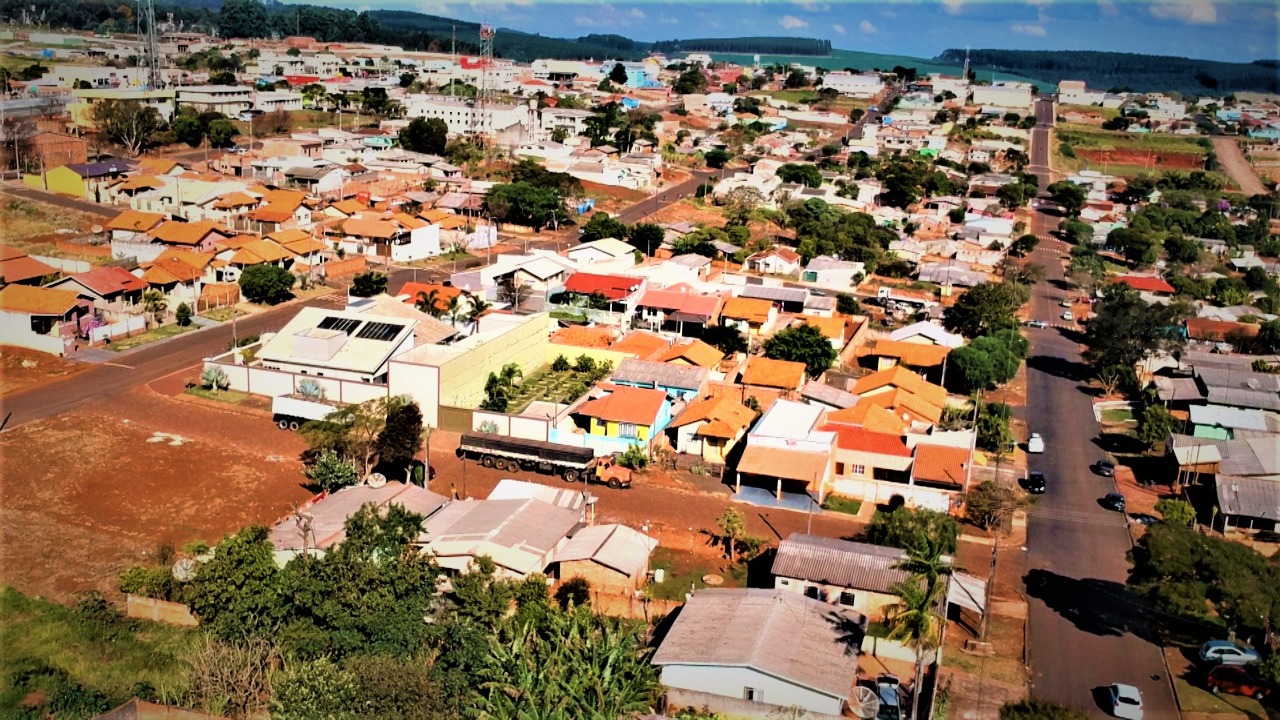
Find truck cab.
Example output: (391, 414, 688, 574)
(593, 456, 633, 489)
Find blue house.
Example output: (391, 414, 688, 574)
(610, 358, 708, 401)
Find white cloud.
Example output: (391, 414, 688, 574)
(627, 7, 645, 19)
(832, 23, 846, 34)
(1149, 0, 1217, 25)
(941, 0, 963, 15)
(793, 0, 830, 11)
(508, 0, 532, 6)
(859, 19, 877, 33)
(779, 15, 809, 29)
(1010, 22, 1047, 36)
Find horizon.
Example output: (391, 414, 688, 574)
(282, 0, 1280, 65)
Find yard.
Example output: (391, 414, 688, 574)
(647, 546, 746, 601)
(200, 306, 244, 323)
(1056, 123, 1212, 155)
(506, 365, 595, 414)
(1101, 408, 1134, 424)
(0, 196, 100, 253)
(108, 323, 197, 353)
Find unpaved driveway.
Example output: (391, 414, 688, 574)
(1213, 136, 1267, 196)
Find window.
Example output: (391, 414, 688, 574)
(778, 579, 791, 586)
(836, 462, 846, 475)
(853, 464, 866, 475)
(744, 687, 764, 703)
(804, 585, 821, 600)
(839, 591, 857, 607)
(619, 423, 639, 438)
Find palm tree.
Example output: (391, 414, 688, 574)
(142, 289, 168, 325)
(444, 294, 462, 327)
(883, 536, 953, 720)
(466, 297, 492, 333)
(415, 289, 442, 318)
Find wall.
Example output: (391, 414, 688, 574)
(393, 224, 442, 262)
(547, 343, 633, 368)
(31, 255, 91, 273)
(558, 559, 639, 595)
(0, 311, 69, 355)
(90, 315, 146, 342)
(862, 635, 937, 666)
(471, 410, 551, 441)
(112, 238, 164, 262)
(661, 665, 844, 718)
(319, 255, 368, 279)
(830, 476, 953, 513)
(125, 594, 198, 626)
(208, 354, 391, 406)
(436, 315, 551, 409)
(774, 576, 897, 620)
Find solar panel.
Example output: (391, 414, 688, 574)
(355, 321, 403, 342)
(317, 316, 360, 335)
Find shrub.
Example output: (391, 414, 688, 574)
(175, 302, 192, 326)
(617, 443, 649, 470)
(201, 365, 230, 392)
(554, 577, 591, 609)
(551, 355, 570, 372)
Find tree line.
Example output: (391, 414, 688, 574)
(935, 48, 1280, 95)
(651, 37, 833, 56)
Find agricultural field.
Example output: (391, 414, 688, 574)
(1058, 103, 1122, 120)
(1056, 123, 1212, 156)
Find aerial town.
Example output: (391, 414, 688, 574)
(0, 3, 1278, 719)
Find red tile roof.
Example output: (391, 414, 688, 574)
(911, 444, 971, 487)
(0, 256, 57, 284)
(0, 284, 79, 315)
(397, 282, 463, 311)
(611, 331, 671, 359)
(563, 272, 643, 300)
(575, 386, 668, 426)
(1114, 274, 1175, 294)
(68, 266, 146, 296)
(821, 423, 912, 457)
(551, 325, 617, 348)
(1185, 317, 1260, 342)
(670, 395, 757, 438)
(741, 357, 807, 389)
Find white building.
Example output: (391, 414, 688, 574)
(177, 85, 253, 115)
(403, 94, 532, 140)
(254, 90, 304, 113)
(255, 307, 418, 383)
(1058, 80, 1108, 106)
(971, 83, 1034, 113)
(821, 71, 884, 98)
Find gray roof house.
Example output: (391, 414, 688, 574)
(268, 481, 448, 563)
(651, 588, 864, 719)
(611, 358, 708, 400)
(1216, 474, 1280, 532)
(418, 498, 583, 578)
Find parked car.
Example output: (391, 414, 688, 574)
(875, 674, 902, 720)
(1060, 299, 1073, 307)
(1206, 665, 1272, 700)
(1095, 460, 1116, 477)
(1107, 683, 1144, 720)
(1199, 640, 1261, 666)
(1024, 471, 1047, 494)
(1102, 493, 1127, 512)
(1026, 320, 1049, 329)
(1027, 433, 1045, 453)
(1062, 310, 1075, 321)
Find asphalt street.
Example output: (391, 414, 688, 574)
(1020, 96, 1181, 718)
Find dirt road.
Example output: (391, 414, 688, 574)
(1212, 136, 1267, 196)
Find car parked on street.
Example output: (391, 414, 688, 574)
(1026, 320, 1049, 329)
(1107, 683, 1144, 720)
(1062, 310, 1075, 321)
(1199, 640, 1261, 666)
(1095, 460, 1116, 476)
(1023, 471, 1047, 494)
(1102, 493, 1127, 512)
(1027, 433, 1045, 453)
(1205, 665, 1272, 700)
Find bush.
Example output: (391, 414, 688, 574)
(201, 365, 230, 392)
(239, 264, 296, 304)
(554, 577, 592, 609)
(350, 271, 388, 298)
(573, 355, 597, 373)
(305, 449, 359, 492)
(551, 355, 570, 372)
(175, 302, 192, 326)
(1000, 699, 1090, 720)
(617, 443, 649, 470)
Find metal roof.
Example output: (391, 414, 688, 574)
(650, 588, 864, 700)
(772, 534, 930, 594)
(1206, 387, 1280, 411)
(800, 380, 860, 409)
(553, 523, 657, 577)
(1195, 367, 1280, 393)
(612, 358, 708, 392)
(487, 478, 589, 514)
(1154, 376, 1204, 402)
(739, 284, 808, 304)
(1190, 405, 1279, 432)
(1216, 475, 1280, 520)
(269, 482, 448, 552)
(419, 498, 583, 576)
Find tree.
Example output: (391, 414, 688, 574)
(486, 182, 565, 230)
(609, 62, 628, 85)
(1136, 404, 1175, 454)
(777, 163, 822, 188)
(1154, 498, 1195, 527)
(350, 271, 388, 298)
(1002, 259, 1046, 287)
(481, 364, 522, 412)
(376, 400, 424, 475)
(763, 323, 837, 378)
(704, 148, 730, 169)
(867, 507, 959, 554)
(238, 263, 296, 304)
(715, 507, 746, 562)
(721, 186, 765, 224)
(700, 323, 748, 356)
(999, 699, 1091, 720)
(398, 117, 448, 155)
(1047, 180, 1087, 217)
(186, 526, 283, 640)
(976, 401, 1016, 454)
(218, 0, 270, 39)
(171, 111, 205, 148)
(947, 344, 996, 394)
(205, 118, 238, 148)
(175, 302, 192, 327)
(270, 656, 358, 720)
(580, 211, 628, 242)
(784, 69, 809, 88)
(836, 293, 862, 315)
(305, 449, 359, 492)
(1083, 285, 1187, 371)
(185, 638, 278, 719)
(885, 537, 952, 720)
(1011, 233, 1040, 256)
(89, 99, 164, 156)
(554, 577, 591, 609)
(1259, 319, 1280, 353)
(142, 288, 168, 324)
(943, 282, 1028, 338)
(628, 223, 665, 256)
(964, 480, 1022, 530)
(673, 68, 708, 94)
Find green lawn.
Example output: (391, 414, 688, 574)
(1171, 674, 1278, 717)
(822, 495, 863, 516)
(200, 306, 243, 322)
(1056, 123, 1211, 156)
(1101, 408, 1134, 423)
(1059, 104, 1122, 120)
(648, 547, 743, 602)
(185, 386, 250, 404)
(0, 587, 198, 709)
(109, 323, 196, 352)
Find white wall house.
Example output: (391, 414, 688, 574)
(971, 83, 1034, 113)
(177, 85, 253, 115)
(821, 71, 884, 98)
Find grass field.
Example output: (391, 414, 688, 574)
(648, 547, 744, 601)
(757, 89, 869, 111)
(110, 324, 196, 353)
(1059, 103, 1122, 120)
(1056, 123, 1211, 156)
(0, 587, 197, 706)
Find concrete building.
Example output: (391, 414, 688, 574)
(68, 88, 175, 128)
(552, 523, 658, 594)
(970, 83, 1034, 113)
(820, 71, 884, 98)
(177, 85, 253, 115)
(404, 94, 531, 141)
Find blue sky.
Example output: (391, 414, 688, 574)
(348, 0, 1278, 63)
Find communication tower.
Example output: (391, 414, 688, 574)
(470, 23, 496, 146)
(136, 0, 163, 89)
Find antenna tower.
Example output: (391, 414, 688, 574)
(962, 47, 971, 81)
(449, 25, 456, 96)
(136, 0, 162, 89)
(470, 23, 495, 148)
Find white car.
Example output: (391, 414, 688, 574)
(1060, 299, 1072, 307)
(1062, 310, 1075, 321)
(1027, 433, 1045, 453)
(1108, 683, 1144, 720)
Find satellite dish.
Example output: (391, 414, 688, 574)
(91, 224, 103, 234)
(366, 472, 387, 488)
(851, 685, 881, 719)
(172, 557, 197, 582)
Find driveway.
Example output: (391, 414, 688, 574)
(1019, 203, 1181, 715)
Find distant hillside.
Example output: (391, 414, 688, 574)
(651, 37, 831, 56)
(936, 49, 1280, 95)
(369, 11, 648, 61)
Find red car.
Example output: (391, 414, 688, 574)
(1206, 665, 1272, 700)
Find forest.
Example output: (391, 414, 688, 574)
(651, 37, 832, 56)
(936, 48, 1280, 95)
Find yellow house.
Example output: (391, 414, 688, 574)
(573, 386, 671, 445)
(68, 88, 175, 130)
(667, 395, 757, 464)
(23, 161, 133, 199)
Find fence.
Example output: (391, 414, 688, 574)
(206, 350, 391, 406)
(862, 635, 937, 666)
(89, 315, 146, 342)
(56, 238, 112, 258)
(437, 405, 475, 433)
(470, 409, 551, 440)
(663, 689, 845, 720)
(319, 255, 368, 280)
(31, 254, 91, 273)
(125, 594, 198, 627)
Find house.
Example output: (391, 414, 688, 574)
(651, 588, 863, 719)
(560, 272, 647, 315)
(1186, 318, 1259, 347)
(1215, 474, 1280, 534)
(635, 285, 724, 337)
(415, 496, 582, 578)
(0, 246, 58, 287)
(106, 210, 166, 244)
(552, 523, 658, 594)
(740, 357, 807, 394)
(888, 320, 964, 349)
(564, 237, 639, 273)
(267, 481, 448, 563)
(909, 442, 973, 500)
(1114, 274, 1175, 296)
(654, 339, 725, 371)
(1189, 405, 1280, 440)
(611, 357, 708, 400)
(256, 307, 418, 383)
(822, 417, 917, 502)
(850, 365, 948, 427)
(773, 533, 932, 619)
(736, 399, 835, 501)
(0, 284, 83, 355)
(800, 380, 860, 410)
(572, 385, 673, 453)
(47, 266, 146, 314)
(22, 160, 134, 200)
(720, 296, 777, 337)
(140, 249, 211, 305)
(745, 247, 802, 276)
(335, 213, 442, 262)
(667, 395, 757, 464)
(149, 220, 234, 254)
(611, 330, 673, 360)
(857, 338, 950, 375)
(802, 256, 865, 291)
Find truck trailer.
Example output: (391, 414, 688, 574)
(456, 432, 632, 488)
(272, 395, 343, 431)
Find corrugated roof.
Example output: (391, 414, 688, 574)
(888, 321, 964, 348)
(269, 481, 448, 552)
(613, 357, 708, 392)
(1216, 475, 1280, 520)
(420, 498, 582, 576)
(1190, 404, 1277, 432)
(773, 533, 930, 593)
(651, 588, 863, 700)
(737, 443, 829, 483)
(1206, 387, 1280, 411)
(554, 523, 657, 577)
(800, 380, 859, 409)
(739, 285, 807, 304)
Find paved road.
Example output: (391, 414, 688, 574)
(1021, 95, 1181, 719)
(844, 85, 901, 142)
(3, 184, 119, 218)
(616, 169, 717, 225)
